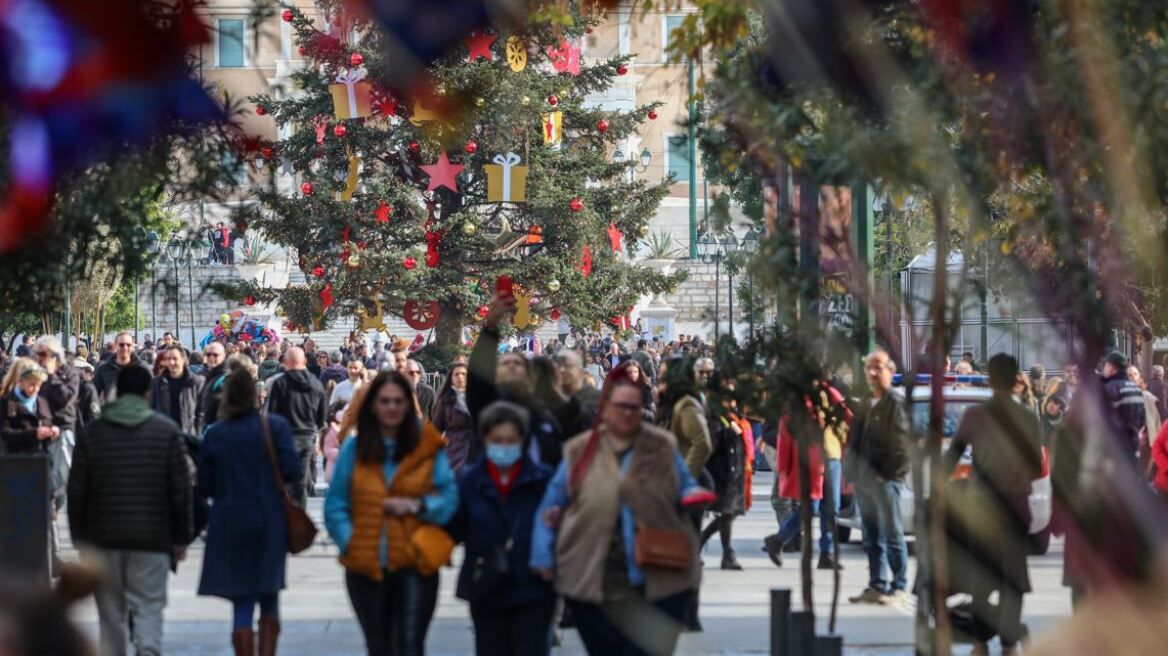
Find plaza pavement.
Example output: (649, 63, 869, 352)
(65, 472, 1074, 655)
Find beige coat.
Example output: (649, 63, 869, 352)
(669, 396, 712, 478)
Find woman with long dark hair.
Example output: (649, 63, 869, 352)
(197, 369, 302, 655)
(620, 361, 656, 422)
(324, 371, 458, 656)
(431, 362, 472, 474)
(700, 372, 748, 570)
(530, 367, 713, 654)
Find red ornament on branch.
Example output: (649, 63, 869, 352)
(408, 141, 420, 153)
(282, 9, 293, 22)
(333, 124, 347, 138)
(301, 182, 314, 196)
(465, 141, 478, 154)
(648, 110, 658, 120)
(244, 295, 257, 307)
(547, 95, 558, 106)
(255, 105, 266, 115)
(350, 52, 364, 66)
(597, 119, 609, 134)
(569, 197, 584, 212)
(260, 147, 273, 159)
(550, 308, 562, 321)
(478, 305, 490, 319)
(617, 64, 628, 75)
(403, 257, 417, 270)
(312, 265, 325, 277)
(298, 46, 307, 56)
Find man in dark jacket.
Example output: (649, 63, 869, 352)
(93, 332, 150, 405)
(406, 358, 437, 417)
(630, 338, 658, 385)
(150, 345, 206, 439)
(318, 350, 348, 386)
(553, 349, 599, 436)
(1101, 351, 1146, 460)
(264, 346, 327, 504)
(199, 342, 228, 428)
(845, 350, 912, 606)
(67, 365, 193, 656)
(946, 354, 1042, 653)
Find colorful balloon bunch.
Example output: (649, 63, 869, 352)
(199, 311, 281, 348)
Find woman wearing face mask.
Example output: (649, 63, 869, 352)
(431, 362, 473, 474)
(448, 401, 554, 655)
(530, 367, 714, 655)
(324, 371, 458, 656)
(0, 359, 57, 454)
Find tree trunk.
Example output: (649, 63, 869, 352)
(434, 299, 464, 353)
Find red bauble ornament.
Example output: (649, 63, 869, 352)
(586, 27, 594, 34)
(547, 95, 559, 106)
(332, 16, 343, 26)
(255, 105, 266, 115)
(550, 308, 562, 321)
(350, 52, 364, 66)
(298, 46, 307, 55)
(408, 141, 420, 153)
(617, 64, 628, 75)
(478, 305, 490, 319)
(281, 9, 293, 22)
(333, 124, 347, 137)
(244, 295, 257, 307)
(464, 141, 478, 154)
(648, 110, 658, 120)
(301, 182, 314, 196)
(403, 257, 417, 270)
(312, 265, 325, 277)
(597, 119, 609, 134)
(569, 198, 584, 212)
(260, 147, 273, 159)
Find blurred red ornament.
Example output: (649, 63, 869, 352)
(334, 124, 347, 137)
(597, 120, 609, 134)
(586, 27, 593, 35)
(301, 182, 314, 195)
(351, 52, 364, 66)
(244, 295, 257, 306)
(332, 16, 343, 27)
(617, 64, 628, 75)
(375, 201, 391, 223)
(569, 198, 583, 212)
(478, 305, 490, 319)
(255, 105, 267, 115)
(547, 95, 558, 106)
(298, 46, 307, 55)
(550, 308, 562, 321)
(648, 110, 658, 120)
(260, 147, 273, 159)
(409, 141, 420, 152)
(282, 9, 293, 22)
(465, 141, 478, 154)
(403, 257, 417, 270)
(312, 265, 325, 277)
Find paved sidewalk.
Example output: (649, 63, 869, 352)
(64, 473, 1070, 655)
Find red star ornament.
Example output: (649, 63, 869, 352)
(320, 283, 335, 313)
(607, 223, 624, 253)
(578, 245, 593, 277)
(375, 201, 391, 223)
(465, 31, 497, 62)
(420, 152, 464, 193)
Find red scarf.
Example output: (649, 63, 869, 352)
(486, 461, 521, 499)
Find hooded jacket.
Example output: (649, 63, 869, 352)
(67, 395, 193, 552)
(150, 369, 206, 438)
(264, 369, 328, 448)
(40, 365, 80, 432)
(258, 358, 283, 382)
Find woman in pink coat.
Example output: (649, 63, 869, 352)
(768, 415, 825, 566)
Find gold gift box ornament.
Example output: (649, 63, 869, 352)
(485, 152, 528, 203)
(330, 68, 372, 119)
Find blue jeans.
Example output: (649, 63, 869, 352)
(855, 480, 908, 593)
(775, 499, 820, 548)
(819, 459, 841, 555)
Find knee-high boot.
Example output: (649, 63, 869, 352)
(258, 616, 280, 656)
(231, 628, 255, 656)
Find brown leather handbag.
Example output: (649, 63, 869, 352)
(633, 524, 692, 571)
(261, 414, 319, 555)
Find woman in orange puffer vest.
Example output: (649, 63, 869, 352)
(324, 371, 459, 656)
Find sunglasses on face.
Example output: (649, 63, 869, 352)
(117, 343, 133, 348)
(609, 402, 643, 415)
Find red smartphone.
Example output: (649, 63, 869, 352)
(496, 275, 513, 297)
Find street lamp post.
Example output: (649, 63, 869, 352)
(698, 232, 735, 343)
(722, 233, 739, 341)
(145, 231, 161, 344)
(741, 228, 760, 342)
(612, 147, 652, 183)
(168, 239, 188, 346)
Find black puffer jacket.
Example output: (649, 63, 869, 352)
(67, 395, 193, 552)
(92, 356, 151, 404)
(0, 392, 53, 454)
(264, 369, 327, 450)
(40, 366, 80, 432)
(150, 370, 206, 438)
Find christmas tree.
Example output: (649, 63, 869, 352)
(237, 1, 681, 351)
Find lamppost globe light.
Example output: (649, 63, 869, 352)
(697, 233, 714, 261)
(613, 149, 626, 162)
(640, 148, 652, 170)
(168, 238, 187, 262)
(721, 232, 738, 255)
(742, 228, 759, 254)
(145, 230, 160, 256)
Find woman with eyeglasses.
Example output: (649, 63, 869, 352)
(325, 371, 458, 656)
(531, 367, 713, 655)
(0, 358, 56, 454)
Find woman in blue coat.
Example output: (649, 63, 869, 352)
(198, 369, 301, 656)
(448, 401, 555, 656)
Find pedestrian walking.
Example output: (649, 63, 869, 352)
(1101, 352, 1146, 460)
(32, 336, 81, 570)
(0, 359, 56, 454)
(264, 347, 327, 505)
(92, 332, 150, 405)
(331, 359, 368, 407)
(845, 350, 911, 606)
(700, 373, 747, 570)
(531, 367, 713, 655)
(324, 371, 458, 656)
(1148, 365, 1168, 427)
(201, 342, 229, 428)
(1128, 365, 1161, 466)
(150, 345, 206, 438)
(624, 361, 656, 422)
(66, 365, 193, 656)
(404, 359, 437, 417)
(319, 351, 348, 387)
(945, 354, 1042, 655)
(449, 401, 554, 656)
(431, 362, 473, 474)
(767, 413, 826, 568)
(197, 369, 302, 656)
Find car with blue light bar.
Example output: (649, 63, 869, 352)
(837, 374, 1053, 554)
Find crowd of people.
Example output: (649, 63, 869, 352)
(3, 308, 1167, 656)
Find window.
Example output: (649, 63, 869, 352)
(217, 19, 245, 68)
(666, 135, 690, 183)
(664, 15, 686, 62)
